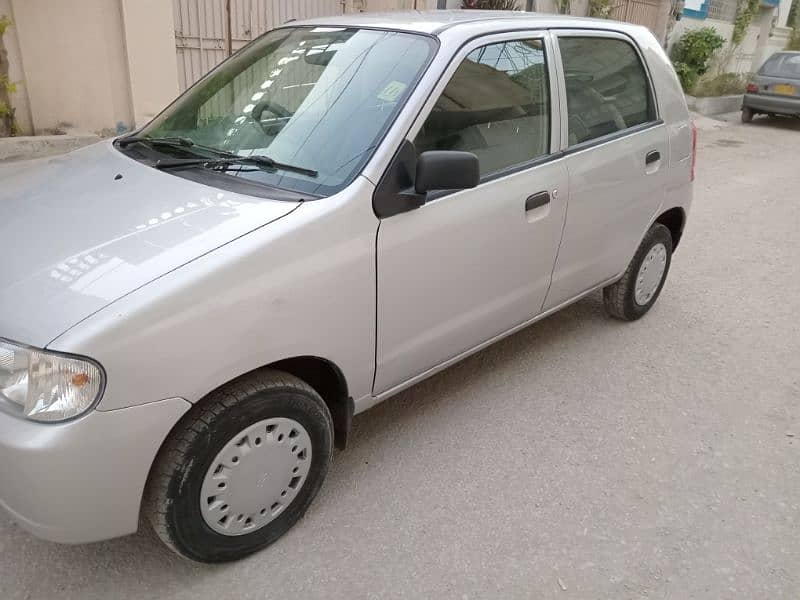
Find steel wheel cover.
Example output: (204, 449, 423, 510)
(200, 418, 312, 536)
(634, 242, 667, 306)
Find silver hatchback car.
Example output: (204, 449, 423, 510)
(0, 11, 694, 562)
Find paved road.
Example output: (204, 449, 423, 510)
(2, 115, 799, 600)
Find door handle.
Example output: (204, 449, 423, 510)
(525, 191, 551, 212)
(645, 150, 661, 165)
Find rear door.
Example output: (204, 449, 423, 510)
(373, 32, 568, 394)
(544, 30, 669, 310)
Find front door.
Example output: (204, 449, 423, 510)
(374, 32, 569, 394)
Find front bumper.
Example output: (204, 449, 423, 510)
(742, 93, 800, 115)
(0, 397, 190, 543)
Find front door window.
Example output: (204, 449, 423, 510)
(414, 38, 551, 177)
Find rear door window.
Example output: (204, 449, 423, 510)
(558, 36, 655, 146)
(413, 38, 550, 177)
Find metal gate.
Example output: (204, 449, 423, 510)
(609, 0, 662, 32)
(354, 0, 415, 10)
(174, 0, 418, 91)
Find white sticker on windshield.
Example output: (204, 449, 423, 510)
(377, 81, 407, 103)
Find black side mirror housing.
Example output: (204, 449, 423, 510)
(415, 151, 480, 194)
(372, 141, 481, 219)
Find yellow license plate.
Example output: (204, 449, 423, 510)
(775, 84, 796, 96)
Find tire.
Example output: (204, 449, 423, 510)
(603, 223, 673, 322)
(145, 369, 333, 563)
(741, 107, 754, 123)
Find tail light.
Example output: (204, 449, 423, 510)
(690, 121, 697, 182)
(746, 83, 759, 93)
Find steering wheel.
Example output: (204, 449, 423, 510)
(251, 98, 292, 136)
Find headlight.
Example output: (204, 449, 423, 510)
(0, 339, 104, 422)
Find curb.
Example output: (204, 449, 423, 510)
(685, 94, 743, 117)
(0, 132, 102, 163)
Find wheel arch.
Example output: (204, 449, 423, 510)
(155, 355, 353, 460)
(654, 206, 686, 250)
(267, 355, 353, 451)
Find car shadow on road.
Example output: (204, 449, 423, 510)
(342, 292, 611, 454)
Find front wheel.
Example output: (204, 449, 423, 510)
(603, 223, 673, 321)
(145, 370, 333, 562)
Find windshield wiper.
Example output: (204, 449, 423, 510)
(123, 135, 317, 177)
(154, 155, 318, 178)
(118, 135, 190, 148)
(117, 136, 237, 158)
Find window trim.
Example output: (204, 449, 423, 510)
(373, 26, 665, 219)
(552, 30, 660, 152)
(405, 29, 560, 181)
(561, 119, 664, 158)
(373, 30, 562, 217)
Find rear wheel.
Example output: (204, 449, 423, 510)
(603, 223, 673, 321)
(741, 107, 754, 123)
(146, 369, 333, 563)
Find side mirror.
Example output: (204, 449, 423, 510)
(414, 151, 480, 194)
(372, 143, 481, 219)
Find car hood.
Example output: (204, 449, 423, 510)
(0, 141, 299, 348)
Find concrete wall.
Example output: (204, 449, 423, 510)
(752, 5, 784, 70)
(0, 0, 32, 134)
(669, 0, 794, 74)
(120, 0, 179, 128)
(3, 0, 179, 135)
(652, 0, 674, 45)
(670, 16, 734, 50)
(669, 13, 765, 74)
(777, 0, 792, 26)
(9, 0, 132, 134)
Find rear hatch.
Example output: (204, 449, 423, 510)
(753, 53, 800, 98)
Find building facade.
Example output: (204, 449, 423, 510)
(0, 0, 793, 136)
(671, 0, 793, 72)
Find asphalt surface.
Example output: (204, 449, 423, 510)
(2, 114, 799, 600)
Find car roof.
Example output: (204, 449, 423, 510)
(285, 9, 642, 36)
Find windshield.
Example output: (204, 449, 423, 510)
(760, 53, 800, 79)
(136, 27, 435, 196)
